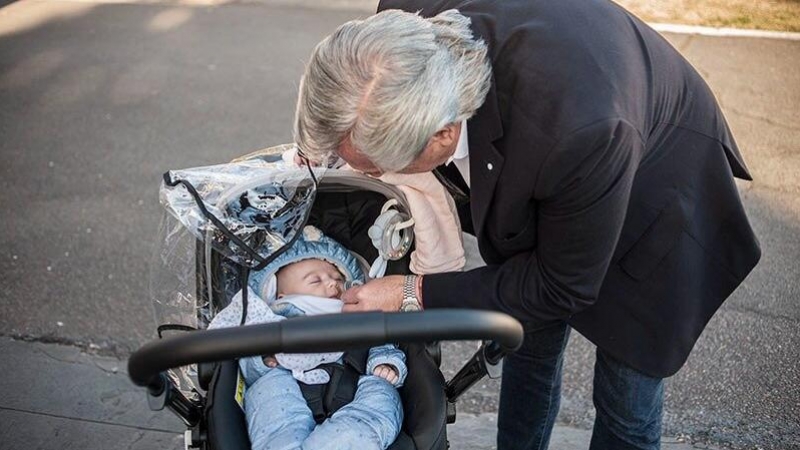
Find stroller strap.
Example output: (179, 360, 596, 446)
(299, 347, 369, 424)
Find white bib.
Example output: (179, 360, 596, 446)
(272, 294, 343, 316)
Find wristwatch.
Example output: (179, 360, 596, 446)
(400, 274, 422, 312)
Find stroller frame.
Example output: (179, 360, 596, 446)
(129, 150, 523, 450)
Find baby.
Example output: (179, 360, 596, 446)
(210, 226, 406, 450)
(261, 257, 400, 382)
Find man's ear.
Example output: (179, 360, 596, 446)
(431, 122, 459, 148)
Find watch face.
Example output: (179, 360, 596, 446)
(401, 301, 421, 312)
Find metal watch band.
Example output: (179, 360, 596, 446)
(403, 274, 419, 302)
(401, 275, 421, 312)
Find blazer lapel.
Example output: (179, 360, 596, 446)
(468, 79, 505, 240)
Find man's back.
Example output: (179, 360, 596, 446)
(380, 0, 760, 377)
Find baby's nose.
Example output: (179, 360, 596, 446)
(327, 280, 343, 297)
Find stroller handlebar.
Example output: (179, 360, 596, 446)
(128, 309, 523, 390)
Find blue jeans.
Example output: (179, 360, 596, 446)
(244, 368, 403, 450)
(497, 322, 664, 450)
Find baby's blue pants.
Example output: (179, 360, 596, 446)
(244, 367, 403, 450)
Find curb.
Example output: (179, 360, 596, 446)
(447, 413, 701, 450)
(650, 23, 800, 41)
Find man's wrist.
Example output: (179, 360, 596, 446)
(416, 275, 424, 309)
(400, 274, 422, 312)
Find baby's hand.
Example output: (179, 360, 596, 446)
(373, 364, 399, 384)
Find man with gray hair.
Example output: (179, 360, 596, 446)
(294, 1, 760, 449)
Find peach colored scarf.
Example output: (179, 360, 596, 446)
(379, 172, 465, 275)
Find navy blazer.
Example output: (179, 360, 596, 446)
(378, 0, 760, 377)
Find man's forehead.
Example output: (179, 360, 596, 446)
(337, 138, 381, 174)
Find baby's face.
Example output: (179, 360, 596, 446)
(276, 259, 345, 299)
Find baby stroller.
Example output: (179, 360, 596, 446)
(128, 144, 523, 450)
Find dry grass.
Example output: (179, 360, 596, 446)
(615, 0, 800, 32)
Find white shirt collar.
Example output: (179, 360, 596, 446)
(446, 120, 469, 165)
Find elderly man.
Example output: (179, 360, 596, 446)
(293, 1, 761, 449)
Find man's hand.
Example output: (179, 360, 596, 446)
(372, 364, 399, 384)
(341, 275, 404, 312)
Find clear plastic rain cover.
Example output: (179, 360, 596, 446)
(149, 144, 326, 395)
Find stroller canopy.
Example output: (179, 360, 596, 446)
(161, 144, 325, 270)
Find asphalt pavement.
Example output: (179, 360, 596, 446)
(0, 0, 798, 449)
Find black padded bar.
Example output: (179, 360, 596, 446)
(128, 310, 523, 389)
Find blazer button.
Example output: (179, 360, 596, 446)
(486, 162, 494, 171)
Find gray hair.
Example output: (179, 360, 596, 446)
(294, 9, 492, 172)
